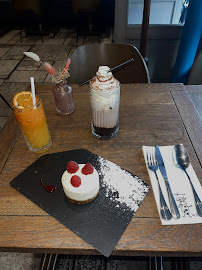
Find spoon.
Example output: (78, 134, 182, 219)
(173, 144, 202, 217)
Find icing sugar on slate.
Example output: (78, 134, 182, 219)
(98, 157, 149, 212)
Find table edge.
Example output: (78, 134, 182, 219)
(171, 90, 202, 166)
(0, 114, 20, 173)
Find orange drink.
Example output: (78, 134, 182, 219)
(12, 91, 52, 153)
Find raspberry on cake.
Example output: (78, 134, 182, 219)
(82, 163, 94, 175)
(66, 161, 79, 173)
(70, 175, 81, 187)
(61, 162, 99, 204)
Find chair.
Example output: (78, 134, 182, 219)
(188, 50, 202, 85)
(11, 0, 43, 43)
(68, 44, 150, 84)
(72, 0, 101, 42)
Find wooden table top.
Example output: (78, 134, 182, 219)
(0, 83, 201, 257)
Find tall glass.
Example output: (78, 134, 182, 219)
(90, 82, 120, 139)
(12, 97, 52, 153)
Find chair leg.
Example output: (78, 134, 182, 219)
(149, 257, 164, 270)
(19, 28, 22, 43)
(174, 257, 190, 270)
(36, 15, 44, 43)
(19, 21, 23, 43)
(41, 254, 58, 270)
(88, 15, 93, 32)
(38, 23, 44, 43)
(98, 32, 100, 44)
(75, 32, 78, 43)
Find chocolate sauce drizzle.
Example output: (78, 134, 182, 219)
(40, 177, 56, 193)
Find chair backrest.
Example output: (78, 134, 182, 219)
(72, 0, 101, 14)
(11, 0, 42, 16)
(68, 44, 150, 84)
(188, 50, 202, 85)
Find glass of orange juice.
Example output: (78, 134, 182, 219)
(12, 91, 52, 153)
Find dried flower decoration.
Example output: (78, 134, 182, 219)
(23, 52, 71, 83)
(64, 58, 71, 70)
(23, 52, 40, 62)
(44, 62, 55, 75)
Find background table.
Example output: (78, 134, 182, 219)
(0, 83, 201, 257)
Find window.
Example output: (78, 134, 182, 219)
(114, 0, 185, 43)
(128, 0, 185, 25)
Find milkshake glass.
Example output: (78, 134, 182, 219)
(90, 66, 120, 139)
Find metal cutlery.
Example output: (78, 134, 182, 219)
(173, 144, 202, 217)
(155, 145, 180, 219)
(146, 148, 172, 221)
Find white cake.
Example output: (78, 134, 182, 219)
(61, 162, 99, 204)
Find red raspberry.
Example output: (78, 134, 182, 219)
(70, 175, 81, 187)
(66, 161, 79, 174)
(82, 163, 94, 175)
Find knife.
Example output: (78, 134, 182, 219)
(155, 145, 180, 219)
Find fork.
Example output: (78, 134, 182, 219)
(146, 148, 172, 221)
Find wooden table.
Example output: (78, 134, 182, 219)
(0, 83, 201, 257)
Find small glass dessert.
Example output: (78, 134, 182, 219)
(90, 66, 120, 139)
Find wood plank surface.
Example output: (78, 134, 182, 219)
(0, 114, 20, 173)
(171, 90, 202, 166)
(184, 85, 202, 118)
(36, 83, 186, 93)
(0, 116, 8, 131)
(0, 216, 201, 257)
(0, 84, 201, 257)
(184, 85, 202, 93)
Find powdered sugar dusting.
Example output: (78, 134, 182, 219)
(98, 157, 149, 212)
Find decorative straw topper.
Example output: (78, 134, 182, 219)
(23, 52, 71, 83)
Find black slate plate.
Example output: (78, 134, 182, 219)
(10, 149, 149, 257)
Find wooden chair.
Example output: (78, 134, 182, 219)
(188, 50, 202, 85)
(68, 44, 150, 84)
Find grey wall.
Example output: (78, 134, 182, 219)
(127, 38, 202, 83)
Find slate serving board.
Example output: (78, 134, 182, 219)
(10, 149, 149, 257)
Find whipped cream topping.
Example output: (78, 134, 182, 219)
(90, 66, 119, 91)
(61, 164, 99, 202)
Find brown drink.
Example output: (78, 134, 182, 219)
(90, 66, 120, 139)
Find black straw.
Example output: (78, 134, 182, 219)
(0, 93, 12, 109)
(79, 58, 134, 87)
(110, 58, 134, 72)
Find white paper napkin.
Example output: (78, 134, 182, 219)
(142, 145, 202, 225)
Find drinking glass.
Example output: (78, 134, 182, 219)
(90, 82, 120, 139)
(12, 96, 52, 153)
